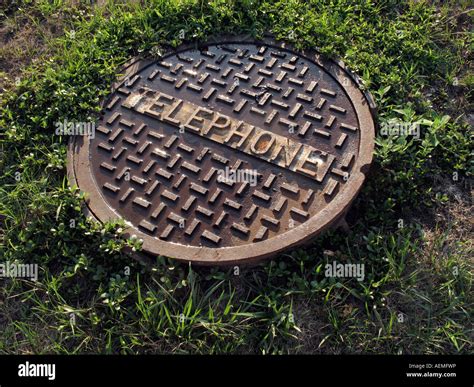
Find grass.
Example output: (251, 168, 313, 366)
(0, 0, 472, 354)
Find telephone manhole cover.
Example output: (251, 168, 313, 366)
(68, 37, 376, 265)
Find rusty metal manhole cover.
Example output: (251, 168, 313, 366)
(68, 37, 376, 265)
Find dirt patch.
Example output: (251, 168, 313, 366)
(0, 7, 67, 91)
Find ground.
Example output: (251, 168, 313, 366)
(0, 0, 472, 354)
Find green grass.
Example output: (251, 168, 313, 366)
(0, 0, 472, 354)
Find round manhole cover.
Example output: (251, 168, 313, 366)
(68, 37, 376, 265)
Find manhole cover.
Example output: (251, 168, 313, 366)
(68, 37, 376, 265)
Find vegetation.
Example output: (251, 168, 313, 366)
(0, 0, 472, 354)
